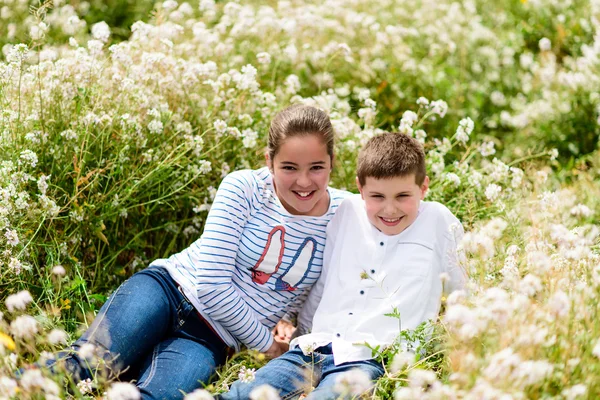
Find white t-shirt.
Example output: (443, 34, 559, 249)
(292, 194, 466, 365)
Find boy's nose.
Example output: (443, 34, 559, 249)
(384, 202, 398, 214)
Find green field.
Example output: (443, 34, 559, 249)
(1, 0, 599, 398)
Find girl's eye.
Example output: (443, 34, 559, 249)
(282, 166, 296, 171)
(311, 166, 324, 170)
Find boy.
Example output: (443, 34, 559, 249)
(220, 132, 466, 400)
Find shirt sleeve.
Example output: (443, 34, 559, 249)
(192, 171, 274, 352)
(295, 199, 346, 334)
(443, 219, 467, 295)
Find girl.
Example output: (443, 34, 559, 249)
(47, 104, 349, 399)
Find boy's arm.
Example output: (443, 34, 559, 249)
(443, 220, 467, 294)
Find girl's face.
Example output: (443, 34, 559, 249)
(267, 134, 332, 216)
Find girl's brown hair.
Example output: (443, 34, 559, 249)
(268, 104, 334, 161)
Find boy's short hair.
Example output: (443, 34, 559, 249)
(357, 132, 426, 186)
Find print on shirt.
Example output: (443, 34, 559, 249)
(275, 237, 317, 292)
(251, 226, 285, 284)
(250, 226, 317, 291)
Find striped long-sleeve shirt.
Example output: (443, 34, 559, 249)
(150, 167, 349, 352)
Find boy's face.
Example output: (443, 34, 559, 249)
(357, 174, 429, 236)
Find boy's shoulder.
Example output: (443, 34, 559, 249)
(421, 200, 458, 219)
(417, 201, 463, 239)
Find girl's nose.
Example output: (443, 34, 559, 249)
(296, 172, 312, 188)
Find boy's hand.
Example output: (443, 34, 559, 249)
(263, 338, 289, 359)
(272, 319, 296, 343)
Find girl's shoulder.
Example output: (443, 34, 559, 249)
(327, 187, 353, 209)
(220, 167, 271, 194)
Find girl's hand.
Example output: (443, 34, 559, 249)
(263, 338, 289, 359)
(272, 319, 296, 343)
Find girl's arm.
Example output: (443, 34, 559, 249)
(190, 171, 274, 352)
(295, 199, 346, 334)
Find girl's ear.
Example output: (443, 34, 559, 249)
(265, 152, 273, 171)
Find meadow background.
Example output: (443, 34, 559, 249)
(0, 0, 599, 398)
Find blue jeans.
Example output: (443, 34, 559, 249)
(220, 344, 384, 400)
(54, 266, 230, 400)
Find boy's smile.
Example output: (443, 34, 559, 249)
(357, 174, 429, 235)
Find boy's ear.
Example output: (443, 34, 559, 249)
(356, 176, 364, 198)
(420, 176, 430, 199)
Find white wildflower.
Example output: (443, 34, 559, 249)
(29, 22, 48, 41)
(398, 120, 413, 136)
(106, 382, 141, 400)
(19, 369, 45, 391)
(52, 265, 66, 277)
(407, 369, 439, 389)
(5, 290, 33, 312)
(490, 91, 507, 106)
(364, 99, 376, 109)
(549, 148, 559, 160)
(148, 120, 164, 134)
(570, 204, 592, 218)
(10, 315, 38, 339)
(485, 183, 502, 201)
(401, 111, 418, 127)
(79, 343, 96, 361)
(390, 351, 415, 373)
(539, 37, 552, 51)
(91, 21, 111, 43)
(416, 97, 429, 106)
(414, 129, 427, 143)
(0, 377, 18, 398)
(518, 274, 542, 297)
(334, 368, 372, 396)
(19, 150, 38, 168)
(592, 339, 600, 359)
(213, 119, 228, 135)
(548, 290, 570, 317)
(47, 329, 68, 345)
(249, 384, 280, 400)
(8, 257, 23, 274)
(284, 74, 301, 94)
(242, 129, 258, 149)
(479, 141, 496, 156)
(184, 388, 215, 400)
(429, 100, 448, 118)
(77, 378, 93, 395)
(238, 366, 256, 383)
(256, 52, 271, 65)
(4, 229, 19, 246)
(562, 384, 587, 400)
(37, 174, 50, 195)
(444, 173, 461, 187)
(455, 117, 474, 143)
(198, 160, 212, 174)
(162, 0, 178, 11)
